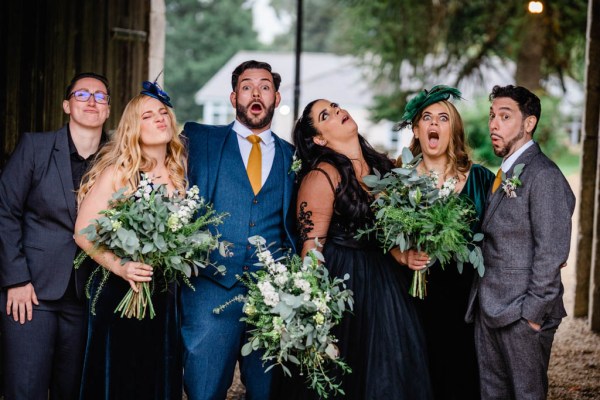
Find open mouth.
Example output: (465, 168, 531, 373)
(250, 102, 263, 114)
(341, 115, 349, 124)
(428, 131, 439, 148)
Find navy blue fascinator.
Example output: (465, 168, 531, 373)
(140, 71, 173, 108)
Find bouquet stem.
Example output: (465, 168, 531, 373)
(409, 268, 428, 299)
(115, 282, 156, 320)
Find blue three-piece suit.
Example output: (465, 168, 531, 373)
(180, 122, 297, 400)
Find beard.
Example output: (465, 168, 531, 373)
(236, 102, 276, 131)
(493, 124, 526, 158)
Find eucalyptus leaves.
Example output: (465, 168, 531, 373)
(358, 148, 485, 299)
(75, 174, 229, 319)
(214, 236, 354, 398)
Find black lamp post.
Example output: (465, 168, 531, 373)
(293, 0, 303, 121)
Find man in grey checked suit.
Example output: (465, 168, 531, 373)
(466, 85, 575, 400)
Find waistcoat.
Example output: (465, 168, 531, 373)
(207, 132, 285, 288)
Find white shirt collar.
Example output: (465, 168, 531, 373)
(501, 140, 534, 172)
(233, 120, 273, 144)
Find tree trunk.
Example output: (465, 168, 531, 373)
(586, 0, 600, 332)
(515, 12, 544, 91)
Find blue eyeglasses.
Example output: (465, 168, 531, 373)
(69, 90, 110, 104)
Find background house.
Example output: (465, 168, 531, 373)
(193, 50, 406, 155)
(193, 50, 583, 158)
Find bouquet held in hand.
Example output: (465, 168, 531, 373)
(214, 236, 354, 398)
(76, 173, 229, 319)
(359, 148, 484, 299)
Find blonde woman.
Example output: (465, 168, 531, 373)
(394, 86, 494, 400)
(74, 82, 185, 399)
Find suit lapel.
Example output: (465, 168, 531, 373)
(482, 188, 503, 229)
(53, 126, 77, 224)
(206, 124, 233, 201)
(273, 134, 293, 218)
(482, 143, 541, 229)
(273, 134, 297, 253)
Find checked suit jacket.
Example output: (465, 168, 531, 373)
(465, 143, 575, 328)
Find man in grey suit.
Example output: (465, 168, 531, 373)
(0, 72, 110, 399)
(466, 85, 575, 400)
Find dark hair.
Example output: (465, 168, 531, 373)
(231, 60, 281, 91)
(293, 99, 394, 229)
(64, 72, 111, 100)
(489, 85, 541, 134)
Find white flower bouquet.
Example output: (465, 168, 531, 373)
(289, 151, 302, 174)
(76, 173, 229, 319)
(358, 148, 485, 299)
(215, 236, 354, 398)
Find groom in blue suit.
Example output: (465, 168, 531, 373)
(181, 60, 297, 400)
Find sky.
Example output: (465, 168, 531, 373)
(252, 0, 290, 44)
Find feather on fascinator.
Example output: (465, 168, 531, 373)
(396, 85, 462, 130)
(141, 71, 173, 108)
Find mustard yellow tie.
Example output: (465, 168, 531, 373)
(492, 168, 502, 193)
(247, 135, 262, 195)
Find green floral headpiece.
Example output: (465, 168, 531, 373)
(396, 85, 463, 130)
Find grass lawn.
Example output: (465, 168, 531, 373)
(555, 150, 581, 176)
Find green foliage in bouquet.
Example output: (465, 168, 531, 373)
(214, 236, 354, 398)
(75, 174, 229, 319)
(358, 148, 484, 299)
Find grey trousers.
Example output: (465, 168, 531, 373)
(475, 312, 561, 400)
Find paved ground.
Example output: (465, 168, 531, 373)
(546, 174, 600, 400)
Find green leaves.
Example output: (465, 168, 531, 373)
(359, 152, 485, 298)
(75, 178, 229, 319)
(219, 237, 353, 397)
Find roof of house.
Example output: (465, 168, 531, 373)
(194, 50, 374, 109)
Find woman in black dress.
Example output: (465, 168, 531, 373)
(74, 82, 184, 399)
(272, 99, 432, 399)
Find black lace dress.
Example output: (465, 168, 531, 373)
(271, 166, 432, 400)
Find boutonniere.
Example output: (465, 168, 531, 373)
(289, 152, 302, 174)
(502, 163, 525, 198)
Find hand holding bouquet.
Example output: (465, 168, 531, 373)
(358, 148, 485, 299)
(76, 173, 229, 319)
(214, 236, 354, 398)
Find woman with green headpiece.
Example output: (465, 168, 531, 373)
(392, 85, 494, 400)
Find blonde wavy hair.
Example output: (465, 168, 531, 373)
(405, 100, 472, 179)
(78, 94, 187, 205)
